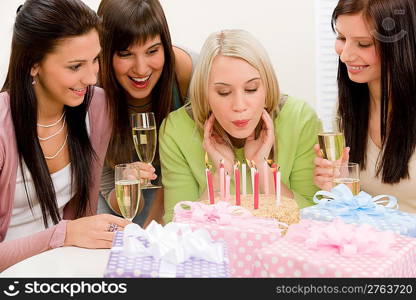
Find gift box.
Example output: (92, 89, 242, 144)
(252, 219, 416, 277)
(301, 184, 416, 237)
(173, 201, 285, 277)
(104, 222, 230, 278)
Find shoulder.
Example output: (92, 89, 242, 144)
(89, 86, 106, 108)
(173, 46, 195, 97)
(160, 106, 196, 138)
(277, 95, 317, 125)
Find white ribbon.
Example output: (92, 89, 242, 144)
(121, 221, 225, 277)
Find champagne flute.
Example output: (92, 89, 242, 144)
(332, 162, 360, 195)
(115, 163, 143, 221)
(131, 112, 161, 189)
(317, 116, 345, 161)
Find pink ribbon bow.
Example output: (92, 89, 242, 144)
(174, 201, 286, 233)
(285, 218, 395, 257)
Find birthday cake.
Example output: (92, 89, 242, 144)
(202, 194, 300, 230)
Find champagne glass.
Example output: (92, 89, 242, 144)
(131, 112, 161, 189)
(115, 164, 143, 221)
(332, 162, 360, 195)
(317, 116, 345, 161)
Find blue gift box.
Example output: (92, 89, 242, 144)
(301, 184, 416, 237)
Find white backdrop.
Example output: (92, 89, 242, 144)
(0, 0, 319, 106)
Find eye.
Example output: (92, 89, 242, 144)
(218, 91, 231, 96)
(245, 88, 258, 93)
(147, 47, 159, 55)
(68, 64, 81, 71)
(336, 36, 346, 41)
(116, 50, 131, 58)
(358, 42, 372, 48)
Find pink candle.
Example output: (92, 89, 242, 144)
(254, 167, 259, 209)
(219, 159, 225, 201)
(205, 168, 214, 204)
(276, 167, 281, 206)
(263, 158, 270, 195)
(234, 162, 241, 206)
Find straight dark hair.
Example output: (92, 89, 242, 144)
(1, 0, 100, 227)
(332, 0, 416, 183)
(98, 0, 181, 167)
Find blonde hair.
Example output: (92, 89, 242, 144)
(189, 29, 280, 137)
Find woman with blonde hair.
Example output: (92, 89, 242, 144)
(160, 29, 318, 222)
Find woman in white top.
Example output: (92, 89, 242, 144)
(313, 0, 416, 213)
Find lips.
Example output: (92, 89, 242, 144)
(129, 74, 151, 89)
(232, 119, 250, 128)
(70, 87, 87, 97)
(346, 64, 370, 74)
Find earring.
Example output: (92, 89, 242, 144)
(32, 78, 36, 85)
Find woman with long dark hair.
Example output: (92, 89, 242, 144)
(97, 0, 197, 227)
(0, 0, 129, 271)
(313, 0, 416, 212)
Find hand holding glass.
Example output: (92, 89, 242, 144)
(332, 162, 360, 195)
(317, 116, 345, 161)
(115, 163, 142, 221)
(131, 112, 161, 189)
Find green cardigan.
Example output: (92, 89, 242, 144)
(160, 96, 319, 222)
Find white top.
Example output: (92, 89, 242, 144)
(4, 163, 72, 241)
(360, 137, 416, 213)
(4, 113, 91, 241)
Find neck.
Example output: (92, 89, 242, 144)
(229, 135, 245, 148)
(368, 79, 381, 113)
(34, 87, 65, 123)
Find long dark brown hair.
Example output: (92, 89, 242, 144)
(98, 0, 181, 167)
(332, 0, 416, 183)
(1, 0, 99, 227)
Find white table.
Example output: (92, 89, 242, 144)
(0, 247, 110, 277)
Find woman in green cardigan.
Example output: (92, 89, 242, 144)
(160, 29, 319, 222)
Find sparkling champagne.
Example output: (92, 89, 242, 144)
(318, 132, 345, 161)
(115, 179, 141, 220)
(333, 177, 360, 195)
(132, 126, 157, 163)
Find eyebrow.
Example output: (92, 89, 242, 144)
(214, 77, 261, 86)
(335, 28, 372, 39)
(67, 51, 101, 63)
(148, 42, 162, 49)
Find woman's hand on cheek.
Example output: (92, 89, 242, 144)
(244, 109, 275, 164)
(203, 113, 235, 172)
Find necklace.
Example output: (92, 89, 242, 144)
(38, 118, 66, 141)
(37, 112, 65, 128)
(44, 134, 68, 160)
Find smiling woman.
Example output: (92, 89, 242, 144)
(313, 0, 416, 213)
(160, 29, 319, 222)
(0, 0, 129, 272)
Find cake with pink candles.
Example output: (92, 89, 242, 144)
(202, 194, 300, 230)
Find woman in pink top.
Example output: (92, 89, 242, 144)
(0, 0, 129, 272)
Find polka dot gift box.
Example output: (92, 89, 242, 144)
(301, 184, 416, 237)
(104, 222, 230, 278)
(252, 219, 416, 278)
(173, 201, 286, 277)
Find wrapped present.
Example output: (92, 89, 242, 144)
(301, 184, 416, 237)
(252, 219, 416, 277)
(173, 200, 286, 277)
(104, 221, 230, 278)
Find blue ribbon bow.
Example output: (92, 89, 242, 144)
(312, 184, 398, 222)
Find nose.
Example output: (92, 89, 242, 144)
(132, 55, 149, 76)
(81, 62, 99, 86)
(231, 91, 247, 113)
(339, 41, 356, 63)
